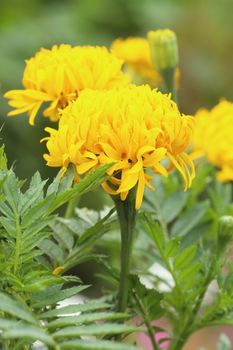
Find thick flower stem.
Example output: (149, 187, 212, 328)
(114, 192, 136, 313)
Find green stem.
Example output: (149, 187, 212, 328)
(65, 195, 80, 219)
(160, 67, 177, 103)
(114, 192, 136, 312)
(133, 290, 159, 350)
(13, 215, 21, 275)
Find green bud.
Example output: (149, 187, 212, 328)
(218, 215, 233, 249)
(147, 29, 178, 71)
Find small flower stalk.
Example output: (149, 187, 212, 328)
(148, 29, 179, 101)
(218, 215, 233, 251)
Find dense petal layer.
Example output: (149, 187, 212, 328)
(43, 85, 195, 209)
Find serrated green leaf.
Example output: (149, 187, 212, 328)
(0, 217, 15, 237)
(53, 323, 138, 338)
(3, 171, 20, 214)
(164, 239, 180, 258)
(2, 325, 55, 346)
(143, 213, 165, 252)
(50, 217, 74, 251)
(39, 238, 65, 264)
(0, 201, 14, 219)
(42, 301, 111, 319)
(21, 193, 55, 228)
(19, 172, 47, 215)
(0, 292, 37, 324)
(182, 276, 202, 291)
(60, 339, 139, 350)
(22, 249, 44, 263)
(47, 164, 111, 214)
(171, 202, 208, 237)
(32, 285, 89, 308)
(48, 312, 128, 329)
(0, 318, 24, 329)
(57, 165, 75, 193)
(0, 145, 7, 170)
(173, 245, 197, 270)
(178, 261, 201, 284)
(22, 217, 52, 240)
(22, 275, 62, 293)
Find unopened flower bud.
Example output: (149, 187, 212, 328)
(147, 29, 178, 71)
(218, 215, 233, 249)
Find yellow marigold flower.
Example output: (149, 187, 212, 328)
(4, 44, 129, 125)
(193, 100, 233, 181)
(111, 37, 161, 86)
(43, 85, 195, 209)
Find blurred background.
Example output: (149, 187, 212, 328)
(0, 0, 233, 181)
(0, 1, 233, 348)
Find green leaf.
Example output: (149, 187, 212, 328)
(3, 171, 20, 214)
(47, 312, 128, 329)
(39, 238, 65, 264)
(47, 164, 111, 214)
(0, 217, 15, 237)
(0, 145, 7, 170)
(0, 318, 25, 329)
(57, 164, 76, 193)
(2, 325, 55, 346)
(132, 275, 164, 320)
(60, 339, 139, 350)
(173, 245, 197, 270)
(32, 285, 89, 308)
(164, 238, 180, 258)
(161, 190, 188, 224)
(42, 301, 111, 319)
(53, 323, 138, 338)
(171, 202, 208, 237)
(178, 261, 201, 284)
(50, 217, 74, 251)
(0, 201, 14, 219)
(19, 172, 47, 215)
(22, 276, 62, 293)
(0, 292, 37, 324)
(21, 193, 55, 228)
(143, 213, 165, 252)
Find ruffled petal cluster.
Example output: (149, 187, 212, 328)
(111, 37, 161, 86)
(43, 85, 195, 209)
(193, 100, 233, 181)
(4, 44, 129, 125)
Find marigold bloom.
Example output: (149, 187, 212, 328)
(4, 44, 129, 125)
(193, 100, 233, 181)
(43, 85, 195, 209)
(111, 37, 161, 86)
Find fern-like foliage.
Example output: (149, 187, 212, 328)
(0, 146, 140, 350)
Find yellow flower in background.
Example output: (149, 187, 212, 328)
(4, 44, 129, 125)
(111, 37, 181, 90)
(193, 100, 233, 181)
(43, 85, 195, 209)
(111, 37, 161, 86)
